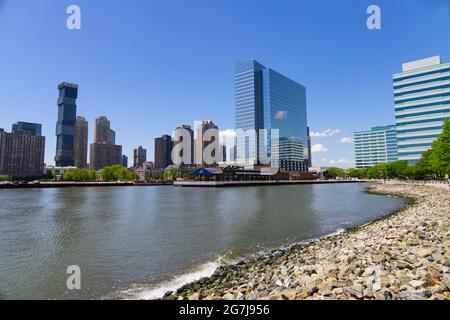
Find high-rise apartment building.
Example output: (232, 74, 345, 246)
(235, 59, 309, 171)
(74, 116, 88, 168)
(133, 146, 147, 168)
(354, 125, 398, 169)
(154, 135, 173, 169)
(55, 82, 78, 167)
(94, 116, 112, 144)
(89, 143, 122, 171)
(0, 128, 45, 177)
(394, 56, 450, 163)
(90, 116, 122, 170)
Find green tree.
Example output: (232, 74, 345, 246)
(63, 168, 97, 182)
(99, 165, 138, 181)
(429, 119, 450, 177)
(366, 163, 388, 179)
(41, 171, 54, 181)
(326, 167, 345, 179)
(347, 168, 367, 179)
(169, 167, 179, 180)
(0, 175, 9, 182)
(386, 160, 410, 179)
(411, 150, 433, 180)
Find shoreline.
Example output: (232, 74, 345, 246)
(0, 179, 365, 190)
(0, 181, 173, 189)
(163, 184, 450, 300)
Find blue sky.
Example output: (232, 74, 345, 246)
(0, 0, 449, 167)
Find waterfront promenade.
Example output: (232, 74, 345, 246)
(166, 184, 450, 300)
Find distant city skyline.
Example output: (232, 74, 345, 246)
(1, 1, 449, 168)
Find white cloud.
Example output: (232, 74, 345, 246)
(310, 129, 341, 137)
(275, 111, 288, 120)
(311, 144, 328, 153)
(328, 159, 355, 168)
(340, 137, 353, 144)
(329, 159, 354, 165)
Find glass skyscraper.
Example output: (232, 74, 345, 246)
(12, 122, 42, 136)
(394, 56, 450, 163)
(354, 125, 398, 169)
(235, 59, 308, 171)
(55, 82, 78, 167)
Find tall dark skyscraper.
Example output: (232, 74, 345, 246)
(74, 116, 88, 168)
(154, 135, 173, 169)
(133, 146, 147, 168)
(121, 155, 128, 168)
(55, 82, 78, 167)
(12, 122, 42, 136)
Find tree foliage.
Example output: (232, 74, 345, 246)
(99, 165, 138, 182)
(429, 119, 450, 176)
(63, 169, 97, 182)
(161, 167, 179, 181)
(325, 167, 346, 179)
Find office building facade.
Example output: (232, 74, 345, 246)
(394, 56, 450, 163)
(154, 135, 173, 169)
(55, 82, 78, 167)
(354, 125, 398, 169)
(0, 129, 45, 177)
(235, 59, 309, 171)
(74, 116, 88, 168)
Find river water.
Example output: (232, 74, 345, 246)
(0, 183, 405, 300)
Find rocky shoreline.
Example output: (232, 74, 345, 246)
(164, 184, 450, 300)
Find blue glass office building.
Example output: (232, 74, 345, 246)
(55, 82, 78, 167)
(235, 59, 308, 171)
(394, 56, 450, 163)
(12, 121, 42, 136)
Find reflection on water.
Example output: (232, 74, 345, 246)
(0, 183, 405, 299)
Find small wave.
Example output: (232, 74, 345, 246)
(113, 259, 221, 300)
